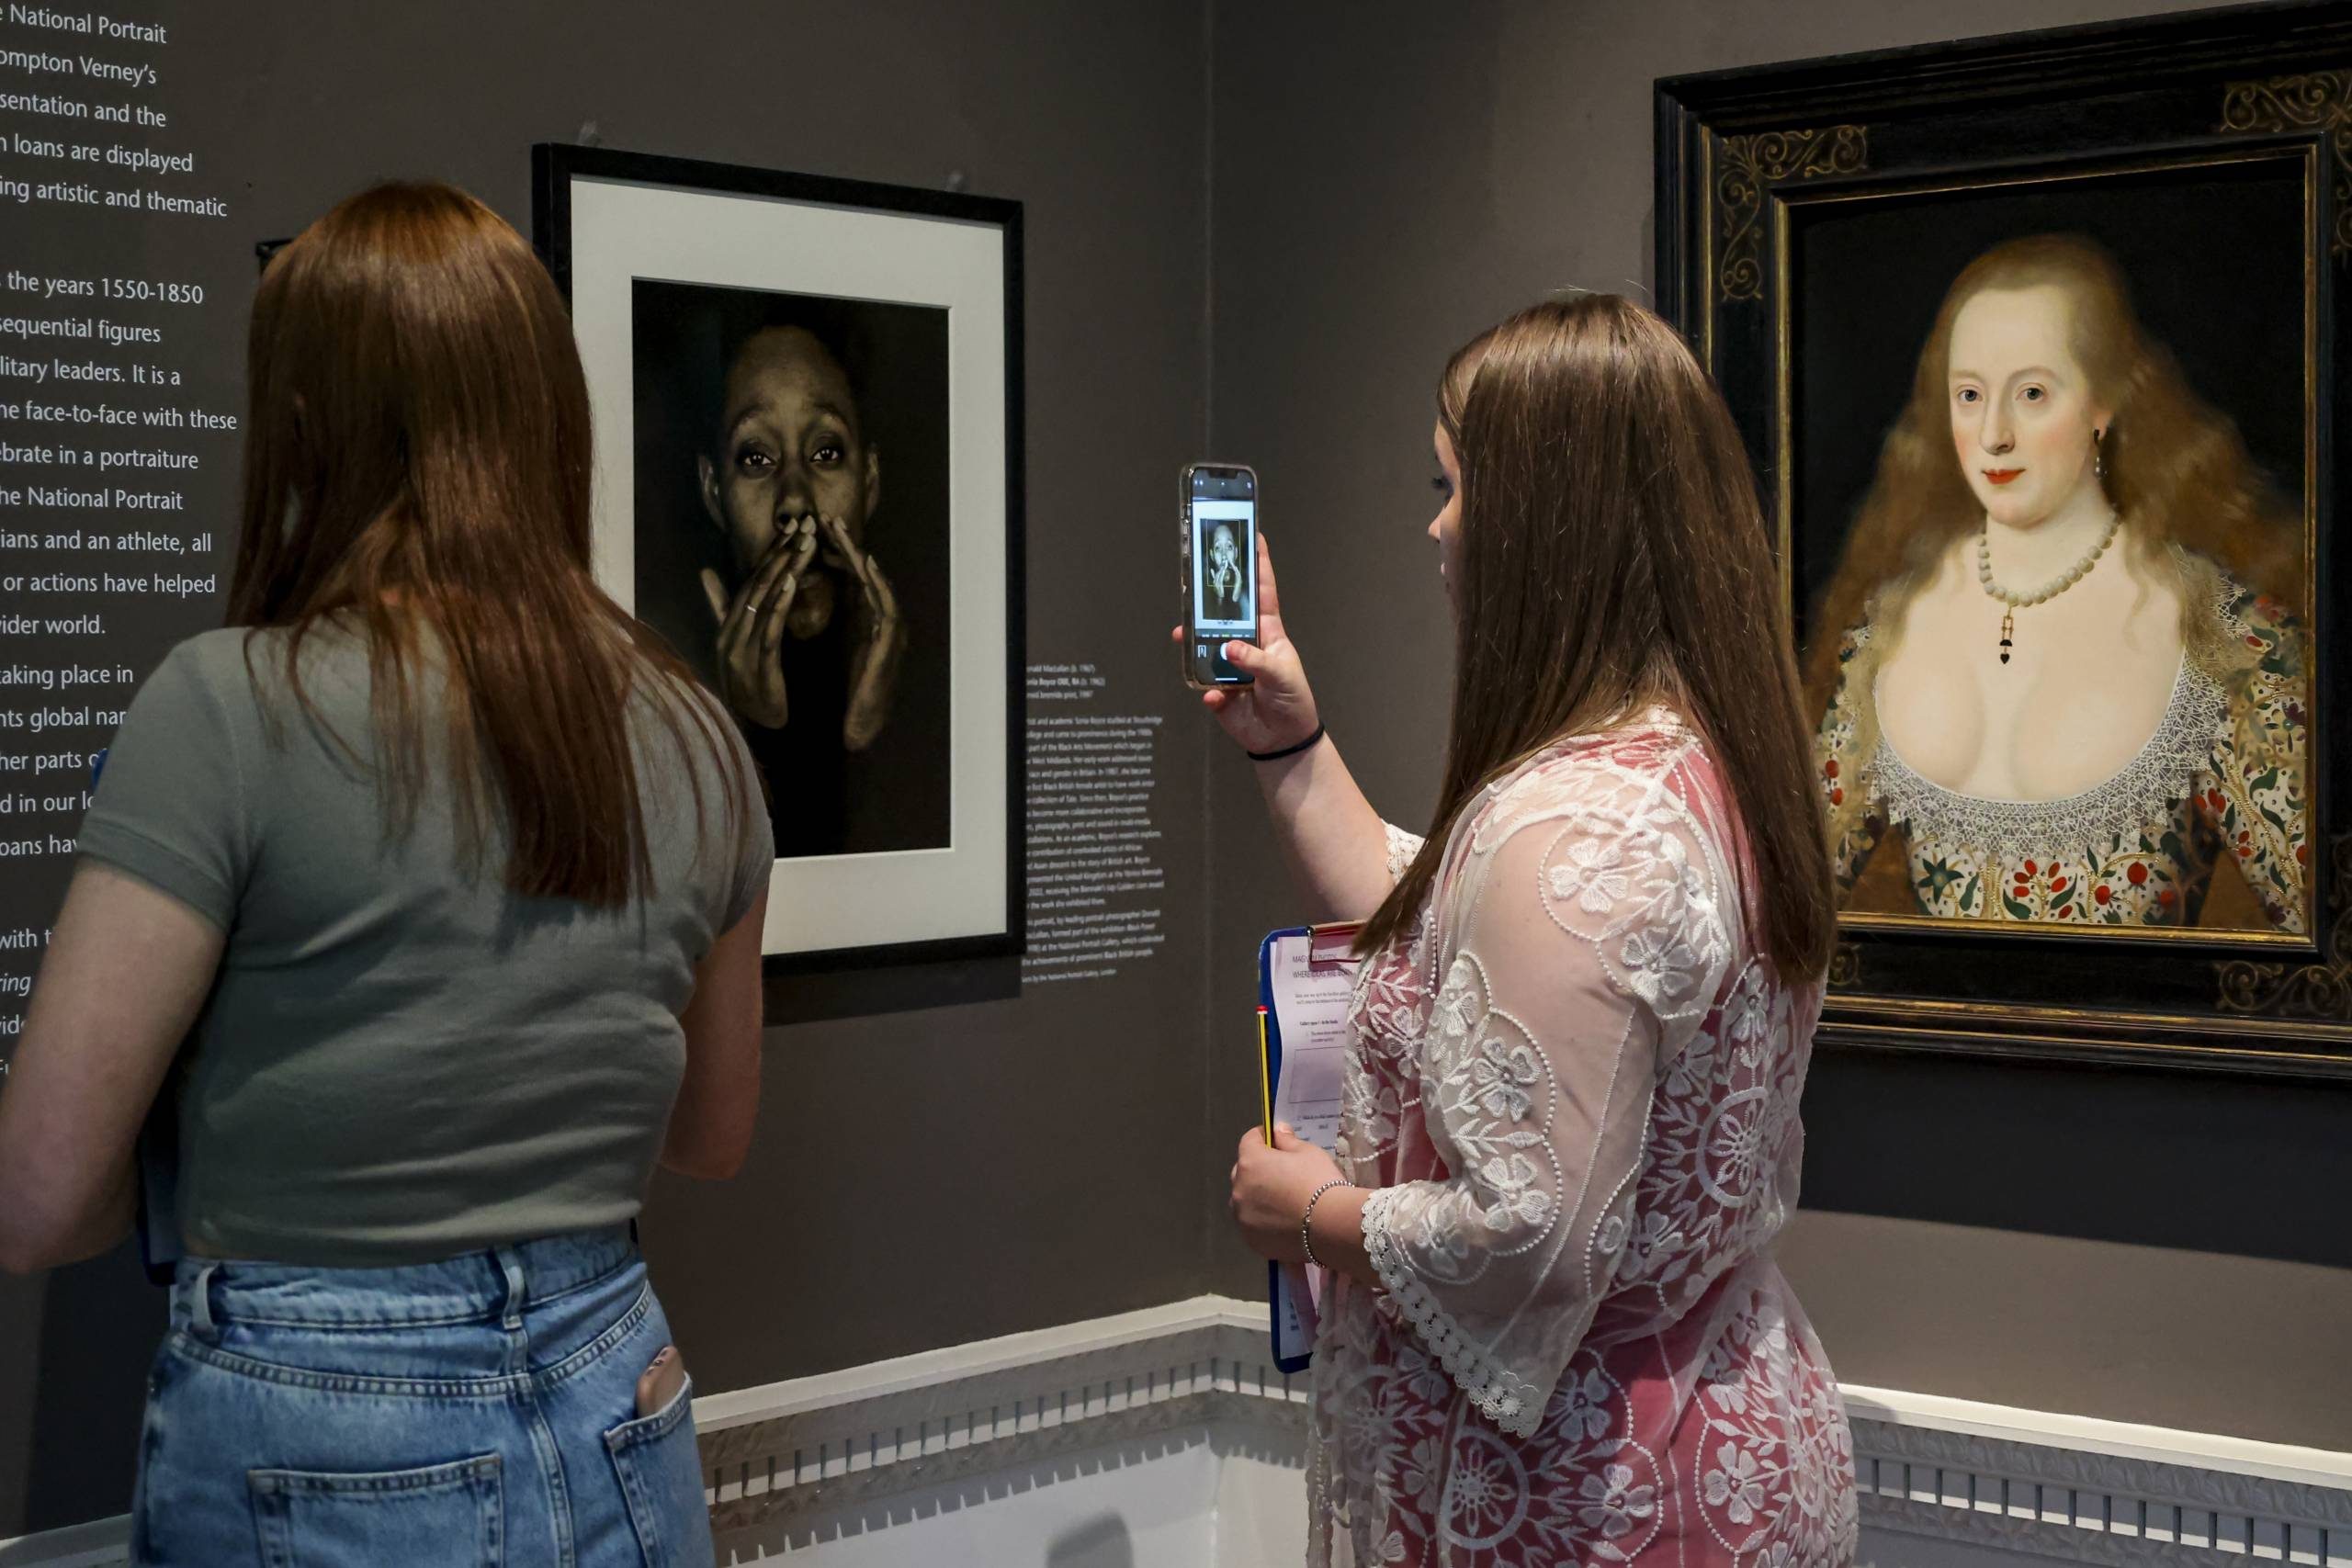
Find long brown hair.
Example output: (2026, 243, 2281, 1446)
(1357, 296, 1836, 981)
(229, 180, 746, 907)
(1802, 232, 2300, 723)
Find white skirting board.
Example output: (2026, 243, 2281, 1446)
(5, 1294, 2346, 1566)
(1841, 1384, 2352, 1567)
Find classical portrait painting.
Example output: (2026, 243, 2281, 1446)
(1658, 8, 2352, 1075)
(1805, 224, 2308, 937)
(536, 147, 1023, 975)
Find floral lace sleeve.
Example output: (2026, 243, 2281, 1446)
(1815, 624, 1882, 895)
(1384, 822, 1427, 885)
(1359, 750, 1734, 1438)
(2199, 588, 2309, 934)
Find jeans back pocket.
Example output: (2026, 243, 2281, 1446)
(249, 1453, 503, 1566)
(605, 1375, 713, 1568)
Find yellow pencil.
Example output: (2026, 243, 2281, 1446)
(1257, 1005, 1275, 1144)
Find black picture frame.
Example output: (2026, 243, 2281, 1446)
(532, 144, 1026, 996)
(1657, 2, 2352, 1078)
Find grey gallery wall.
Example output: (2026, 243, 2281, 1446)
(0, 0, 1218, 1535)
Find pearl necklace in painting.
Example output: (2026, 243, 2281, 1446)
(1976, 508, 2120, 665)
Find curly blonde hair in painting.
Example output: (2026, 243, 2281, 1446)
(1804, 233, 2301, 846)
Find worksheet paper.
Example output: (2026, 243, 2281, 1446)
(1263, 925, 1362, 1367)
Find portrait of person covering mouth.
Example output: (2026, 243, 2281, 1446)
(1201, 520, 1249, 624)
(1804, 232, 2307, 934)
(631, 283, 952, 862)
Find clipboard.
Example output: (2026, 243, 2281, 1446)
(1257, 920, 1363, 1374)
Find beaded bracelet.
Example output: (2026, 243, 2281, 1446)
(1300, 1179, 1348, 1269)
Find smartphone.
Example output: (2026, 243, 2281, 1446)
(1181, 462, 1261, 688)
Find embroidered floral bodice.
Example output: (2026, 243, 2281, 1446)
(1310, 713, 1856, 1568)
(1815, 576, 2307, 929)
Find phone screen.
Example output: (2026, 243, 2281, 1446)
(1185, 464, 1258, 685)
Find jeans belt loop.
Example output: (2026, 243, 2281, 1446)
(186, 1261, 220, 1341)
(497, 1245, 527, 1332)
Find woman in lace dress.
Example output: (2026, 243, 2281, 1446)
(1807, 234, 2307, 930)
(1191, 296, 1858, 1566)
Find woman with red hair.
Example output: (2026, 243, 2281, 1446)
(0, 182, 768, 1566)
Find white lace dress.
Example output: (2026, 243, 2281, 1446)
(1308, 712, 1856, 1568)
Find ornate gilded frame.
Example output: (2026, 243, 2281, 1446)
(1657, 3, 2350, 1078)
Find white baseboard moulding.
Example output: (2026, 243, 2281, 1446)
(694, 1294, 1305, 1543)
(1843, 1384, 2352, 1566)
(5, 1293, 2346, 1565)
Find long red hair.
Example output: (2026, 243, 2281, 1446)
(229, 180, 747, 907)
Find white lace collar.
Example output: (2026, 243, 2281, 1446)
(1867, 654, 2225, 859)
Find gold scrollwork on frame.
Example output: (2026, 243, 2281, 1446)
(2220, 70, 2352, 256)
(2215, 834, 2352, 1018)
(1826, 942, 1862, 991)
(1714, 126, 1869, 303)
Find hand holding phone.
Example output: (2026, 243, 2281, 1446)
(1170, 518, 1322, 760)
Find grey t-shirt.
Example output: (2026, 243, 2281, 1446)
(78, 624, 773, 1266)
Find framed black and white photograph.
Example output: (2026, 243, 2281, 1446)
(1657, 6, 2352, 1078)
(535, 145, 1023, 974)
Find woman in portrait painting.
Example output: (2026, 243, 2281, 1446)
(1810, 232, 2308, 931)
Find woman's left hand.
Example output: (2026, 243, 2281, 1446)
(1230, 1122, 1346, 1263)
(817, 511, 904, 752)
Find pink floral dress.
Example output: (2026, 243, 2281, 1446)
(1309, 712, 1857, 1567)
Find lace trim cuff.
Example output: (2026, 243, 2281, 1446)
(1361, 1185, 1546, 1438)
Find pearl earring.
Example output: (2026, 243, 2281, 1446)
(2094, 428, 2106, 481)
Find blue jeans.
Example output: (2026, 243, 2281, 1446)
(129, 1224, 714, 1567)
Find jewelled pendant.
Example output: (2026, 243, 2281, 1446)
(1998, 607, 2014, 665)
